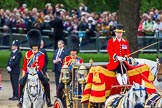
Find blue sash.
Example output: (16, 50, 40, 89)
(69, 58, 81, 71)
(28, 51, 42, 67)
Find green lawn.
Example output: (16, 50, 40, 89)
(0, 50, 161, 70)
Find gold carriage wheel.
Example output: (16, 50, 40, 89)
(53, 98, 64, 108)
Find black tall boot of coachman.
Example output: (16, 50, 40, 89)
(45, 84, 53, 107)
(46, 93, 53, 107)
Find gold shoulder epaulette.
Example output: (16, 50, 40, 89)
(113, 38, 116, 42)
(122, 36, 127, 41)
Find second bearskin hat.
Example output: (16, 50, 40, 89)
(68, 34, 80, 53)
(27, 29, 41, 48)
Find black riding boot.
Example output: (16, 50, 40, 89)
(39, 73, 53, 107)
(57, 82, 64, 99)
(17, 85, 24, 108)
(45, 83, 53, 107)
(17, 75, 27, 108)
(38, 72, 49, 82)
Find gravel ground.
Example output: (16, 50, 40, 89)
(0, 69, 56, 108)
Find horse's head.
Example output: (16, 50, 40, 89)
(27, 67, 37, 75)
(157, 57, 162, 82)
(27, 67, 39, 97)
(130, 81, 147, 105)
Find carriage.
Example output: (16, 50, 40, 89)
(53, 62, 89, 108)
(53, 61, 135, 108)
(53, 58, 162, 108)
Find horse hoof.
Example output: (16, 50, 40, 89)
(17, 103, 22, 108)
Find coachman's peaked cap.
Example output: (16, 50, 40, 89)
(114, 24, 125, 33)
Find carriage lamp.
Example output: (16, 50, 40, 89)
(78, 64, 87, 108)
(61, 65, 70, 83)
(78, 64, 87, 85)
(89, 58, 94, 66)
(61, 65, 70, 107)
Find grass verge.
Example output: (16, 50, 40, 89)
(0, 50, 161, 70)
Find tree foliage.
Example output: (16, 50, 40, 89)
(1, 0, 161, 13)
(0, 0, 19, 9)
(0, 0, 119, 12)
(141, 0, 162, 13)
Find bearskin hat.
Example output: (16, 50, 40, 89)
(68, 34, 80, 53)
(27, 29, 41, 48)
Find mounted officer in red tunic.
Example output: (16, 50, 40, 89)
(17, 29, 53, 107)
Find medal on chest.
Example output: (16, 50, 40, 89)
(122, 44, 127, 49)
(12, 56, 15, 59)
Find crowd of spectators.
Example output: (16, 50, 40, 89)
(0, 2, 118, 38)
(1, 2, 162, 49)
(138, 8, 162, 38)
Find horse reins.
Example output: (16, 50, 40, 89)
(27, 83, 39, 103)
(124, 85, 146, 106)
(127, 40, 162, 57)
(120, 61, 130, 84)
(130, 62, 162, 93)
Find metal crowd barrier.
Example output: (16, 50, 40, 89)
(0, 30, 161, 53)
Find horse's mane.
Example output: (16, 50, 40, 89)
(158, 64, 162, 71)
(157, 59, 162, 76)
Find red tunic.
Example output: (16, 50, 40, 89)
(22, 50, 44, 75)
(63, 56, 83, 71)
(106, 38, 132, 70)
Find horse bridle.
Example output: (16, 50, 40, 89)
(123, 85, 146, 108)
(132, 86, 146, 98)
(26, 74, 41, 103)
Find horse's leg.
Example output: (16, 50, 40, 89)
(23, 94, 31, 108)
(157, 98, 162, 108)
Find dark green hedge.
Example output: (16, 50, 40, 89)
(0, 50, 160, 70)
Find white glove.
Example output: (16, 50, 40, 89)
(116, 56, 124, 62)
(7, 66, 12, 72)
(123, 57, 127, 61)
